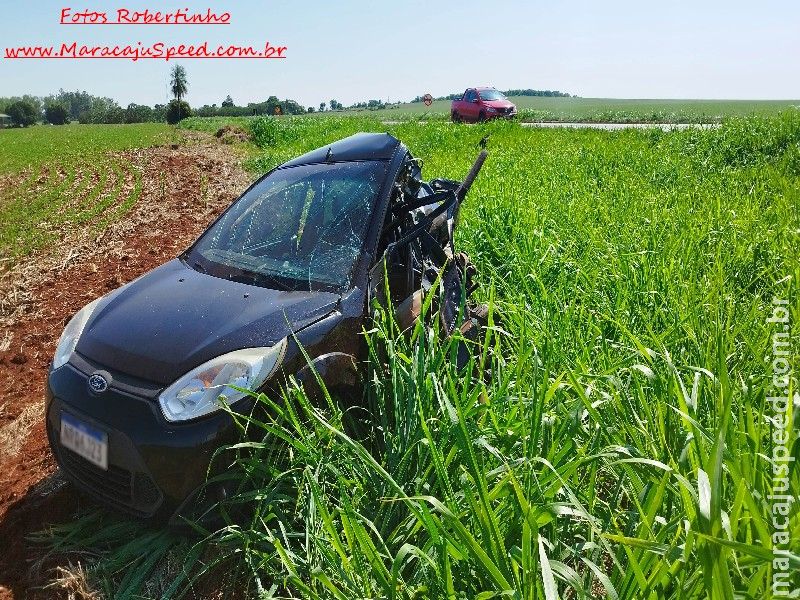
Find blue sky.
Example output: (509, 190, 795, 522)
(1, 0, 798, 108)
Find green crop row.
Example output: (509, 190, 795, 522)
(0, 124, 171, 259)
(0, 123, 171, 173)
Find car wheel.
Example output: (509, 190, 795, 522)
(451, 111, 460, 124)
(478, 112, 486, 123)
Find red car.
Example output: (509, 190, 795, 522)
(451, 88, 517, 123)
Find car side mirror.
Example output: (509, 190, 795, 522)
(472, 98, 480, 104)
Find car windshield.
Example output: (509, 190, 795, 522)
(479, 90, 506, 101)
(187, 160, 387, 292)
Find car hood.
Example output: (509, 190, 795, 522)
(76, 259, 340, 385)
(484, 100, 515, 110)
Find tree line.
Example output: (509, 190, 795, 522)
(0, 83, 577, 128)
(0, 93, 391, 127)
(0, 91, 169, 127)
(193, 95, 307, 118)
(0, 89, 309, 127)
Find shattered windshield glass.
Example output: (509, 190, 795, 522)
(188, 161, 387, 292)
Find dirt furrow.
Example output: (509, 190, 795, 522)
(0, 133, 253, 600)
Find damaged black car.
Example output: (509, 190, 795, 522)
(46, 132, 487, 523)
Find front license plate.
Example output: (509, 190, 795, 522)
(60, 413, 108, 470)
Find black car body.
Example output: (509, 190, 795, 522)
(46, 132, 485, 523)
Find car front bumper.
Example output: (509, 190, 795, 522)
(487, 108, 517, 119)
(45, 354, 247, 523)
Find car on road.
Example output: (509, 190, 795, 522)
(45, 132, 486, 523)
(451, 88, 517, 123)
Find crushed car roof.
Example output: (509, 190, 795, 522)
(280, 132, 402, 167)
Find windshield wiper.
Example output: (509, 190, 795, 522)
(229, 269, 295, 292)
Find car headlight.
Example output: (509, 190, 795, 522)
(52, 297, 103, 370)
(158, 339, 287, 422)
(487, 107, 497, 113)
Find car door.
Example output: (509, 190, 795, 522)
(463, 89, 478, 122)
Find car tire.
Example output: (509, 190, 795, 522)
(478, 112, 486, 123)
(451, 111, 460, 124)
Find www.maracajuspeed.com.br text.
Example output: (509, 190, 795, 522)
(4, 41, 287, 61)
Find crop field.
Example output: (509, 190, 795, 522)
(336, 96, 800, 123)
(0, 124, 173, 259)
(1, 112, 799, 599)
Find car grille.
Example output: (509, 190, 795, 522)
(59, 445, 162, 515)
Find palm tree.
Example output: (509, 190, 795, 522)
(170, 65, 188, 101)
(170, 65, 188, 121)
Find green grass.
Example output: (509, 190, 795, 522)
(330, 97, 800, 123)
(0, 123, 171, 258)
(180, 98, 800, 126)
(34, 112, 800, 598)
(0, 122, 171, 173)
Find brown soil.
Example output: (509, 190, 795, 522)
(0, 133, 253, 600)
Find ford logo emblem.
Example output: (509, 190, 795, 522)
(88, 372, 110, 394)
